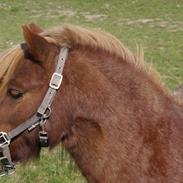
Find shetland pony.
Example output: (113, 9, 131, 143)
(0, 23, 183, 183)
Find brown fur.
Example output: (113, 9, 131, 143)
(0, 23, 183, 183)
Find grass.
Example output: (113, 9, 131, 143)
(0, 0, 183, 182)
(0, 147, 86, 183)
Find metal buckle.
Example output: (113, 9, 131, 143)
(0, 132, 10, 148)
(0, 156, 15, 177)
(49, 73, 63, 90)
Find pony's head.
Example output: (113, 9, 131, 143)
(0, 24, 61, 169)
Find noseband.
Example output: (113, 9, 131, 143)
(0, 47, 69, 177)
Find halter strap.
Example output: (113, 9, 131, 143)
(7, 47, 68, 140)
(0, 47, 69, 176)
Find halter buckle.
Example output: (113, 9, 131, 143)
(0, 132, 10, 148)
(49, 73, 63, 90)
(0, 142, 15, 177)
(0, 156, 15, 177)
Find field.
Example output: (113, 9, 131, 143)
(0, 0, 183, 182)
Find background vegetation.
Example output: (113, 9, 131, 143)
(0, 0, 183, 182)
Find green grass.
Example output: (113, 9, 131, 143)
(0, 0, 183, 182)
(0, 147, 86, 183)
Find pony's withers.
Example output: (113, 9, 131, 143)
(0, 23, 183, 183)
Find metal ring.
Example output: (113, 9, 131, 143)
(43, 106, 52, 119)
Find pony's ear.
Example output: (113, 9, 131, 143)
(22, 24, 52, 62)
(28, 23, 43, 34)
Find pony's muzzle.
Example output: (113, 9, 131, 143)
(0, 132, 15, 177)
(0, 156, 15, 177)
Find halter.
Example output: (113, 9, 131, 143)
(0, 47, 69, 177)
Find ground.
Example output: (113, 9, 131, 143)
(0, 0, 183, 182)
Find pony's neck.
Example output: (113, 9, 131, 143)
(50, 47, 183, 183)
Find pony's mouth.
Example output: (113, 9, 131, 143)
(0, 150, 16, 177)
(0, 136, 40, 177)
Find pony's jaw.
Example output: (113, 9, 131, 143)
(10, 133, 41, 163)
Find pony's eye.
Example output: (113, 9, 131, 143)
(8, 89, 23, 100)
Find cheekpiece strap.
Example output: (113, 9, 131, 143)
(37, 47, 68, 116)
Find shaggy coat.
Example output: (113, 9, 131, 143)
(0, 24, 183, 183)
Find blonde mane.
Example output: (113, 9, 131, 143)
(43, 24, 136, 63)
(42, 24, 171, 96)
(0, 45, 23, 90)
(0, 24, 172, 98)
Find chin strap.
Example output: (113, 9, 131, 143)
(0, 47, 69, 177)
